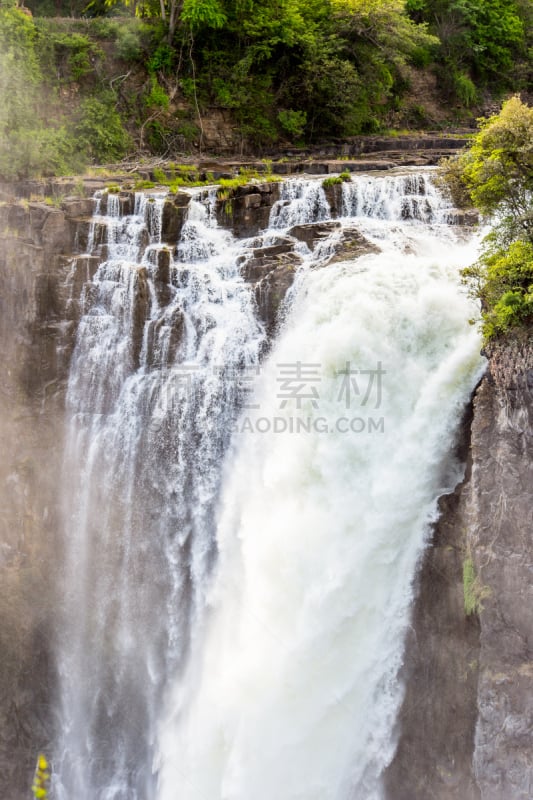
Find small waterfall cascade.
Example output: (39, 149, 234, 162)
(54, 171, 485, 800)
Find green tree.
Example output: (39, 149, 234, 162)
(447, 96, 533, 241)
(405, 0, 526, 92)
(440, 97, 533, 339)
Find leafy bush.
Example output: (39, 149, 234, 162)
(75, 93, 131, 163)
(277, 109, 307, 139)
(115, 26, 145, 62)
(453, 73, 478, 108)
(463, 240, 533, 338)
(441, 97, 533, 340)
(147, 42, 174, 74)
(145, 77, 170, 110)
(36, 25, 103, 82)
(323, 172, 351, 188)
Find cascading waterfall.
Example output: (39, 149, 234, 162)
(54, 170, 485, 800)
(54, 189, 265, 799)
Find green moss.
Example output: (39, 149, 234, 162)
(463, 557, 490, 616)
(322, 172, 351, 189)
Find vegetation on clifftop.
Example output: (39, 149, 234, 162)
(0, 0, 531, 178)
(440, 96, 533, 340)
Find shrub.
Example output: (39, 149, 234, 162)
(453, 73, 478, 108)
(463, 240, 533, 339)
(463, 557, 490, 615)
(75, 93, 131, 163)
(323, 172, 351, 188)
(145, 77, 170, 111)
(115, 27, 145, 63)
(277, 109, 307, 139)
(440, 98, 533, 340)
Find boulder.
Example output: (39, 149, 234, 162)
(324, 227, 379, 265)
(288, 221, 341, 249)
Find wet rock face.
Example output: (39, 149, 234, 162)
(447, 209, 480, 226)
(161, 193, 190, 243)
(244, 222, 378, 335)
(0, 201, 78, 799)
(323, 226, 380, 265)
(254, 261, 300, 337)
(288, 221, 341, 249)
(131, 267, 151, 369)
(468, 334, 533, 800)
(386, 329, 533, 800)
(215, 182, 281, 237)
(384, 405, 482, 800)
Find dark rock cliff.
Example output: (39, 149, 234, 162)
(0, 199, 85, 795)
(386, 330, 533, 800)
(1, 179, 530, 798)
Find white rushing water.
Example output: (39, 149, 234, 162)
(54, 171, 485, 800)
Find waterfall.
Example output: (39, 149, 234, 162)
(54, 171, 485, 800)
(54, 190, 265, 799)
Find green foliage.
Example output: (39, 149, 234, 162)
(75, 92, 131, 163)
(115, 26, 145, 62)
(181, 0, 227, 30)
(147, 42, 174, 74)
(405, 0, 527, 96)
(0, 5, 76, 178)
(38, 29, 103, 81)
(323, 172, 352, 188)
(463, 240, 533, 338)
(216, 168, 281, 199)
(441, 97, 533, 340)
(145, 77, 170, 110)
(447, 97, 533, 240)
(453, 73, 477, 107)
(277, 109, 307, 139)
(6, 0, 531, 173)
(463, 556, 490, 615)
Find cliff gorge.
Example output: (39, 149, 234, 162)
(0, 178, 531, 798)
(0, 200, 77, 794)
(386, 331, 533, 799)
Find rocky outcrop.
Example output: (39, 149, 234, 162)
(215, 182, 281, 237)
(288, 221, 341, 249)
(0, 200, 84, 797)
(243, 223, 378, 334)
(386, 329, 533, 800)
(468, 335, 533, 800)
(161, 192, 190, 243)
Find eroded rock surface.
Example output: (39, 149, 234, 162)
(215, 182, 281, 237)
(386, 330, 533, 800)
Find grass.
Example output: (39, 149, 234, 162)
(322, 171, 352, 189)
(463, 556, 490, 615)
(99, 163, 283, 196)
